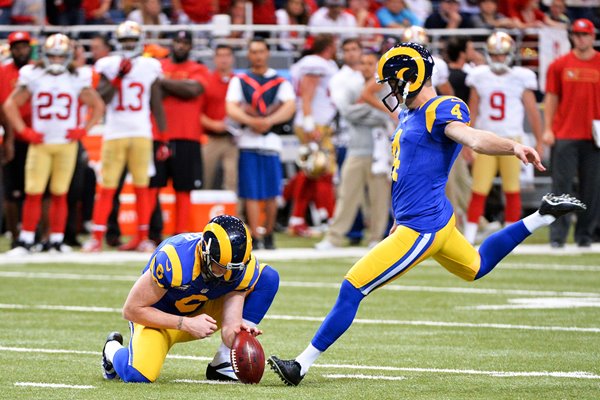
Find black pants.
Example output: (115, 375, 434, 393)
(550, 139, 600, 244)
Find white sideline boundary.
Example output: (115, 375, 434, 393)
(14, 382, 95, 389)
(2, 345, 599, 381)
(0, 270, 599, 298)
(1, 305, 599, 333)
(0, 243, 599, 265)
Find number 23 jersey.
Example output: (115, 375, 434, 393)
(391, 96, 470, 232)
(142, 233, 264, 316)
(94, 55, 162, 139)
(466, 65, 537, 138)
(18, 65, 92, 144)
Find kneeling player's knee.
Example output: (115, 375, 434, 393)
(242, 265, 279, 324)
(120, 366, 152, 383)
(259, 265, 280, 293)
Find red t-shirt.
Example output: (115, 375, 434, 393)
(201, 70, 233, 127)
(157, 58, 210, 143)
(546, 51, 600, 140)
(181, 0, 214, 23)
(0, 61, 32, 140)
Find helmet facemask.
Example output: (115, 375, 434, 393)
(376, 42, 434, 112)
(199, 215, 252, 285)
(115, 21, 144, 59)
(200, 238, 248, 284)
(381, 78, 412, 112)
(485, 32, 515, 74)
(42, 34, 73, 75)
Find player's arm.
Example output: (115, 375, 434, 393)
(0, 106, 14, 164)
(299, 74, 319, 134)
(201, 114, 227, 133)
(522, 89, 543, 155)
(221, 290, 262, 347)
(542, 92, 558, 146)
(122, 269, 218, 338)
(150, 79, 167, 134)
(436, 81, 454, 96)
(2, 86, 31, 134)
(445, 121, 545, 171)
(96, 74, 117, 104)
(79, 87, 105, 131)
(160, 78, 203, 99)
(265, 98, 295, 126)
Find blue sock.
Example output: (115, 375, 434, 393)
(242, 265, 280, 324)
(311, 280, 365, 352)
(112, 348, 151, 383)
(475, 221, 531, 280)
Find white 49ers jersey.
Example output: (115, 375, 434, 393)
(466, 65, 537, 138)
(432, 56, 449, 89)
(18, 65, 92, 144)
(290, 54, 339, 126)
(95, 55, 162, 139)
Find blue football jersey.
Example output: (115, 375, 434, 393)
(390, 95, 470, 232)
(142, 233, 264, 316)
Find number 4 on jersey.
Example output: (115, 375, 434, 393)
(451, 103, 463, 120)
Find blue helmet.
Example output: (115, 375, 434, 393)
(200, 215, 252, 283)
(376, 42, 435, 111)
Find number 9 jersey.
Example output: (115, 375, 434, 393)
(94, 55, 162, 140)
(465, 65, 537, 138)
(18, 64, 92, 144)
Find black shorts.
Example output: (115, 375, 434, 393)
(150, 139, 203, 191)
(3, 140, 29, 201)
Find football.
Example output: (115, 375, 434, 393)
(230, 330, 265, 384)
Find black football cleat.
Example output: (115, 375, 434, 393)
(539, 193, 587, 218)
(102, 331, 123, 380)
(268, 356, 304, 386)
(206, 362, 238, 381)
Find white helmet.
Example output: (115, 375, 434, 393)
(485, 32, 515, 73)
(115, 21, 144, 58)
(42, 34, 73, 74)
(400, 26, 429, 46)
(296, 142, 330, 179)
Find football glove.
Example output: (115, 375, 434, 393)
(20, 127, 44, 144)
(66, 128, 87, 141)
(155, 142, 171, 161)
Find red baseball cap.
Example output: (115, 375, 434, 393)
(570, 18, 595, 35)
(8, 31, 31, 45)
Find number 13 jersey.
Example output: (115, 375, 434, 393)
(94, 55, 162, 139)
(466, 65, 537, 138)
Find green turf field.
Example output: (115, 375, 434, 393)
(0, 244, 599, 399)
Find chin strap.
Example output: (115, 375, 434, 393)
(401, 81, 410, 104)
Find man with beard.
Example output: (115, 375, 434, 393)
(0, 31, 33, 246)
(147, 30, 208, 238)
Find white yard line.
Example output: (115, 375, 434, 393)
(2, 346, 598, 381)
(322, 374, 406, 381)
(14, 382, 95, 389)
(0, 244, 599, 265)
(1, 304, 599, 333)
(1, 270, 599, 298)
(172, 379, 237, 385)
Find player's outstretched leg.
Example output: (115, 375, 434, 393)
(475, 193, 586, 279)
(269, 280, 364, 386)
(268, 356, 304, 386)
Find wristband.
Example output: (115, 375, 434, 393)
(303, 115, 315, 132)
(110, 76, 123, 88)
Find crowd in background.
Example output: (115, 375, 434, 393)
(0, 0, 599, 254)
